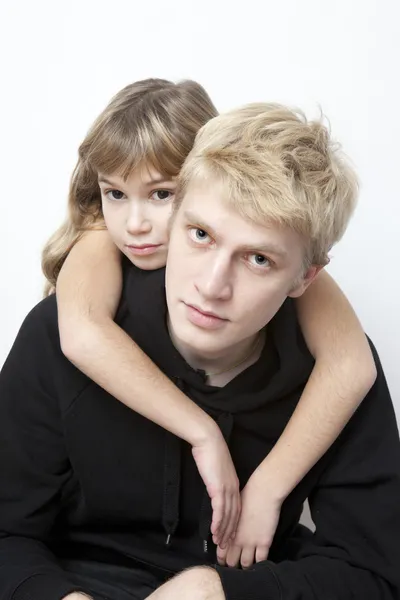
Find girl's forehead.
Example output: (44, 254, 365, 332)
(139, 162, 176, 183)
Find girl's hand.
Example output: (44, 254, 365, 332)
(217, 467, 283, 569)
(192, 431, 241, 548)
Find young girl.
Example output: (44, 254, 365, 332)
(42, 78, 376, 569)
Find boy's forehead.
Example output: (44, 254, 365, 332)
(177, 185, 299, 259)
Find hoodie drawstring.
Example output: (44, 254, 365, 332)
(161, 374, 235, 553)
(162, 432, 181, 546)
(199, 412, 234, 552)
(162, 376, 185, 547)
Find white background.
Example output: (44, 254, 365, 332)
(0, 0, 399, 422)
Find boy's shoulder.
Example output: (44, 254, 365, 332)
(119, 258, 166, 317)
(14, 293, 92, 413)
(19, 292, 59, 342)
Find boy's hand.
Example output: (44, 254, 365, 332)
(216, 468, 283, 569)
(192, 431, 241, 548)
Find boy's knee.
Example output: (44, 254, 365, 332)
(177, 566, 224, 600)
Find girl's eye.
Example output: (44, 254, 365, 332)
(249, 254, 271, 268)
(105, 189, 125, 201)
(151, 189, 174, 202)
(189, 228, 211, 243)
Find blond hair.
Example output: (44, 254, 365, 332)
(177, 103, 358, 265)
(42, 78, 218, 294)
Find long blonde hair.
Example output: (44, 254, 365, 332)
(42, 78, 218, 294)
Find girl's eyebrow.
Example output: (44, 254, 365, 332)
(98, 175, 175, 186)
(98, 177, 120, 186)
(142, 175, 176, 186)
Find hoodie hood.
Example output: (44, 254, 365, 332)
(119, 261, 315, 413)
(117, 262, 315, 551)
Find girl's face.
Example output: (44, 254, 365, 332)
(99, 163, 176, 270)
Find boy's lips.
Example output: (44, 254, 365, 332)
(183, 302, 228, 330)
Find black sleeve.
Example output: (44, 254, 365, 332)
(0, 301, 87, 600)
(217, 342, 400, 600)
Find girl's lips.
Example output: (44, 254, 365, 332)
(126, 244, 162, 256)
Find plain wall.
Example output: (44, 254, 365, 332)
(0, 0, 399, 424)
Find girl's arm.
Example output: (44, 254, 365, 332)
(257, 270, 376, 496)
(56, 230, 240, 547)
(217, 270, 377, 569)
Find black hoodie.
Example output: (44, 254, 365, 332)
(0, 263, 399, 600)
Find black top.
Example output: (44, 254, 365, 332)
(0, 263, 399, 600)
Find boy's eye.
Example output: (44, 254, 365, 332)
(249, 254, 272, 268)
(106, 189, 125, 201)
(151, 190, 174, 202)
(189, 227, 211, 243)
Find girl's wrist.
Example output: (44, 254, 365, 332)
(254, 456, 297, 503)
(188, 416, 223, 449)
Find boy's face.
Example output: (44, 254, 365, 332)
(166, 179, 321, 360)
(99, 163, 176, 270)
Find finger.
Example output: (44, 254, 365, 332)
(255, 544, 269, 563)
(215, 492, 231, 548)
(240, 546, 256, 570)
(226, 543, 241, 568)
(210, 492, 224, 539)
(221, 488, 240, 548)
(230, 491, 241, 541)
(217, 545, 228, 566)
(215, 490, 231, 547)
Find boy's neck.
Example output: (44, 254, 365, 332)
(167, 316, 265, 387)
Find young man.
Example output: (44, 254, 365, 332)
(0, 104, 399, 600)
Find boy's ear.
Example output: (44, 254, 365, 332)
(288, 265, 325, 298)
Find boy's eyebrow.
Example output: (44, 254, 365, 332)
(183, 210, 288, 259)
(241, 243, 288, 259)
(183, 210, 219, 241)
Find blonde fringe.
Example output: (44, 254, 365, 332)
(179, 103, 358, 265)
